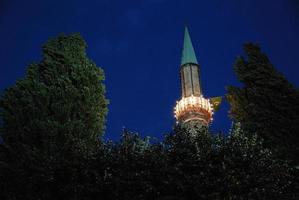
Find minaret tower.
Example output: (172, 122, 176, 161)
(174, 27, 213, 126)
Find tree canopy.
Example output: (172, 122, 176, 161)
(227, 43, 299, 164)
(0, 34, 108, 199)
(0, 33, 108, 155)
(0, 36, 298, 199)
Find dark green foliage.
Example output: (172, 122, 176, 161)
(219, 124, 296, 199)
(99, 130, 167, 200)
(0, 123, 297, 199)
(0, 144, 100, 199)
(161, 124, 295, 199)
(0, 37, 297, 199)
(69, 125, 294, 200)
(0, 34, 108, 199)
(0, 33, 108, 155)
(227, 43, 299, 164)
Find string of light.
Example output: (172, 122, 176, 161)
(174, 94, 214, 123)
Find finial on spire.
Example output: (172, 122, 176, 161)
(181, 27, 198, 66)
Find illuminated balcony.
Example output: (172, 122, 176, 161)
(174, 95, 213, 125)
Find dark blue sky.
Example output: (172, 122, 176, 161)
(1, 0, 299, 140)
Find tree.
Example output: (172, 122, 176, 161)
(0, 33, 108, 199)
(227, 43, 299, 164)
(1, 36, 297, 199)
(0, 33, 108, 155)
(220, 123, 296, 199)
(162, 123, 296, 199)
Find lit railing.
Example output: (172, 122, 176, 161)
(174, 95, 213, 123)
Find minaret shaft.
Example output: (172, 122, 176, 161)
(180, 63, 201, 97)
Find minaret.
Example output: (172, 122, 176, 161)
(174, 27, 213, 126)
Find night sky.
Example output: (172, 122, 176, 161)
(1, 0, 299, 141)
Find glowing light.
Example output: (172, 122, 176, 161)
(174, 95, 213, 124)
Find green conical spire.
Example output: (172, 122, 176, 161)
(181, 27, 198, 66)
